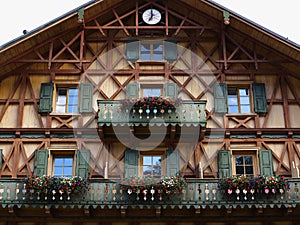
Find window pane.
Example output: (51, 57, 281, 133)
(69, 88, 78, 96)
(68, 105, 78, 113)
(153, 156, 161, 165)
(244, 156, 253, 165)
(228, 87, 237, 95)
(141, 53, 151, 60)
(143, 156, 152, 165)
(228, 96, 238, 105)
(64, 167, 73, 177)
(57, 95, 66, 105)
(54, 158, 63, 166)
(245, 166, 254, 175)
(141, 44, 150, 51)
(241, 105, 251, 113)
(239, 88, 249, 96)
(153, 53, 163, 60)
(152, 89, 161, 96)
(143, 166, 152, 176)
(68, 96, 78, 104)
(240, 96, 250, 104)
(54, 157, 73, 177)
(228, 106, 238, 113)
(56, 106, 66, 113)
(235, 156, 243, 165)
(236, 166, 244, 175)
(64, 158, 73, 166)
(153, 44, 162, 51)
(153, 166, 161, 176)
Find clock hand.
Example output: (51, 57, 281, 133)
(148, 9, 153, 21)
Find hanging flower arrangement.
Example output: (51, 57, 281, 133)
(120, 176, 187, 196)
(218, 175, 289, 196)
(25, 174, 89, 200)
(120, 96, 182, 112)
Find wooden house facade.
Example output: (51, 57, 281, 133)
(0, 0, 300, 224)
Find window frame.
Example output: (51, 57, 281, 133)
(140, 83, 164, 97)
(139, 150, 166, 178)
(140, 41, 164, 61)
(227, 85, 252, 114)
(230, 148, 259, 177)
(53, 82, 80, 114)
(48, 149, 76, 177)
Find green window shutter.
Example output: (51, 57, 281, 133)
(164, 40, 177, 61)
(252, 83, 268, 114)
(126, 40, 139, 61)
(259, 150, 273, 177)
(166, 149, 180, 176)
(218, 150, 232, 178)
(38, 83, 54, 113)
(34, 150, 49, 177)
(75, 150, 90, 178)
(79, 83, 93, 113)
(0, 149, 2, 171)
(164, 83, 178, 99)
(214, 83, 227, 113)
(124, 149, 139, 178)
(126, 82, 139, 98)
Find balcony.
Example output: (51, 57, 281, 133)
(97, 100, 207, 141)
(97, 100, 207, 127)
(0, 178, 299, 210)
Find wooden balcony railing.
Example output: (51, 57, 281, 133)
(0, 178, 299, 209)
(97, 100, 207, 127)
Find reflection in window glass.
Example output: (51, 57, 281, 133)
(228, 87, 250, 113)
(142, 88, 162, 97)
(143, 155, 162, 178)
(56, 87, 78, 113)
(54, 157, 73, 177)
(140, 43, 163, 61)
(234, 155, 254, 176)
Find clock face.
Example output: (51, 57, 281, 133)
(142, 9, 162, 25)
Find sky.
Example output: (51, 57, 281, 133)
(0, 1, 299, 46)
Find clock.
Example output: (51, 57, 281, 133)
(142, 8, 162, 25)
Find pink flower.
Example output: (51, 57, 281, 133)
(227, 189, 233, 195)
(265, 189, 269, 194)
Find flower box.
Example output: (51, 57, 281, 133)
(24, 174, 89, 201)
(218, 175, 289, 200)
(120, 176, 187, 202)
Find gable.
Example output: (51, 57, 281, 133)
(0, 0, 300, 82)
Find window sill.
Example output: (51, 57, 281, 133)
(225, 113, 257, 117)
(50, 113, 81, 117)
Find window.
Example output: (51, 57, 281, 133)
(38, 82, 93, 114)
(125, 40, 178, 62)
(234, 155, 254, 176)
(140, 84, 163, 97)
(142, 155, 162, 178)
(50, 151, 75, 177)
(218, 149, 275, 178)
(53, 156, 73, 177)
(232, 150, 258, 176)
(124, 149, 180, 178)
(34, 149, 90, 178)
(56, 87, 79, 113)
(140, 42, 163, 60)
(228, 87, 251, 113)
(214, 83, 267, 114)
